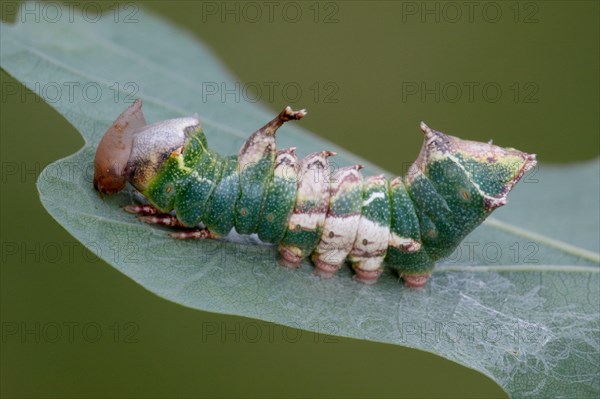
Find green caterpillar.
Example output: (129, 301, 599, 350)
(94, 99, 536, 287)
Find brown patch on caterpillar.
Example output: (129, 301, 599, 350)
(351, 246, 387, 259)
(389, 234, 422, 252)
(271, 147, 299, 185)
(275, 147, 297, 166)
(93, 99, 147, 194)
(329, 164, 363, 196)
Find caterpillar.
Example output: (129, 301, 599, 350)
(94, 99, 536, 287)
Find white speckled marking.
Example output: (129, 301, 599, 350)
(314, 215, 361, 266)
(350, 218, 390, 271)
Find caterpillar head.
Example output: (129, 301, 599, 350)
(93, 99, 147, 194)
(413, 122, 537, 211)
(93, 99, 202, 194)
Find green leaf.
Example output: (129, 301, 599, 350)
(2, 3, 598, 398)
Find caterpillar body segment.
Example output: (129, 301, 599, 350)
(94, 101, 537, 288)
(349, 175, 391, 284)
(235, 107, 307, 235)
(310, 164, 364, 277)
(278, 150, 335, 268)
(201, 155, 238, 236)
(256, 147, 299, 244)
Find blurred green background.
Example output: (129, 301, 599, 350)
(1, 1, 598, 398)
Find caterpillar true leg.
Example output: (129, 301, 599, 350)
(123, 203, 209, 237)
(94, 101, 537, 288)
(137, 215, 186, 228)
(123, 203, 216, 239)
(124, 203, 189, 229)
(169, 229, 216, 240)
(122, 204, 161, 215)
